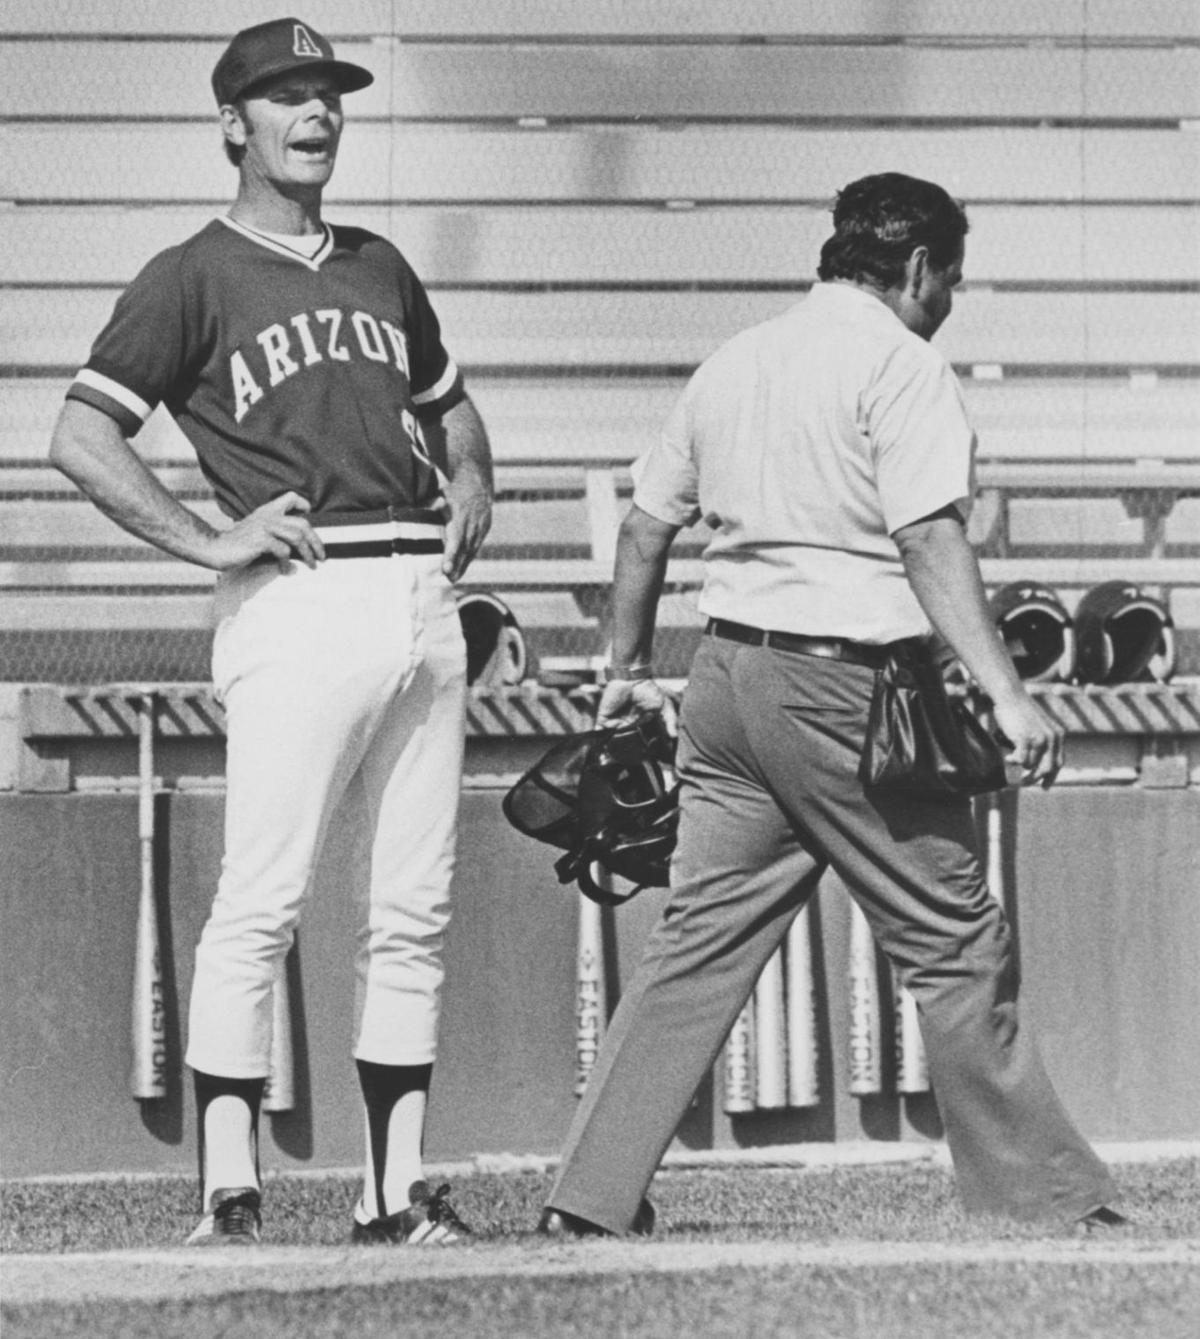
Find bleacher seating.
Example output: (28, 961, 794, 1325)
(2, 1, 1197, 682)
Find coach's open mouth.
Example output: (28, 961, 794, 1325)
(290, 138, 332, 158)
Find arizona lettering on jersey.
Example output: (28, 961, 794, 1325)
(67, 218, 465, 519)
(229, 305, 415, 421)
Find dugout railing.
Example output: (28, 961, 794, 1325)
(0, 450, 1197, 685)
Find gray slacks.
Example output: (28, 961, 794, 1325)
(547, 633, 1116, 1232)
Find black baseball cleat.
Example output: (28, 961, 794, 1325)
(351, 1180, 473, 1245)
(537, 1198, 655, 1239)
(1076, 1205, 1131, 1233)
(186, 1186, 262, 1246)
(537, 1207, 609, 1238)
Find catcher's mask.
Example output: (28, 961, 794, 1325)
(1073, 580, 1176, 685)
(989, 581, 1076, 682)
(502, 713, 679, 907)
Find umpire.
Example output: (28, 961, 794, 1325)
(539, 173, 1124, 1237)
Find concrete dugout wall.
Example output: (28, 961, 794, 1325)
(2, 731, 1199, 1178)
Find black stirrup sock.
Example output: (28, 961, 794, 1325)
(192, 1069, 266, 1211)
(356, 1060, 433, 1217)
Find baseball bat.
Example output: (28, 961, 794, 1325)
(847, 900, 882, 1096)
(262, 949, 295, 1113)
(986, 795, 1004, 908)
(573, 872, 607, 1098)
(753, 946, 788, 1109)
(722, 1002, 756, 1114)
(894, 975, 929, 1094)
(785, 904, 819, 1108)
(130, 693, 167, 1101)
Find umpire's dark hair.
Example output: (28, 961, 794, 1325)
(817, 173, 969, 290)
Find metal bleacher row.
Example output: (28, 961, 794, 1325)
(1, 0, 1198, 684)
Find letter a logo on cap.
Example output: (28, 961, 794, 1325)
(293, 24, 322, 57)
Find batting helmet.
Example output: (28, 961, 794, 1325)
(989, 581, 1076, 682)
(1073, 581, 1176, 685)
(456, 591, 530, 687)
(502, 713, 679, 907)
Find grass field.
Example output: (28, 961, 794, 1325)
(3, 1156, 1199, 1338)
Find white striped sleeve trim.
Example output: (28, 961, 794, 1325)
(73, 369, 153, 423)
(412, 359, 460, 407)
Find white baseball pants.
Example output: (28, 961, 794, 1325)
(185, 552, 467, 1077)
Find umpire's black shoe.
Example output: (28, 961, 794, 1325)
(1076, 1205, 1131, 1233)
(186, 1186, 262, 1246)
(537, 1198, 655, 1239)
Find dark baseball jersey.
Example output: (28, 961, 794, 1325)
(66, 216, 465, 520)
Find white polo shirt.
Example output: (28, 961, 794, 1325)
(632, 282, 977, 643)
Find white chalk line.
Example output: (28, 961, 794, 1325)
(3, 1237, 1198, 1308)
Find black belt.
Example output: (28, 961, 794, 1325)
(705, 618, 896, 670)
(323, 537, 444, 559)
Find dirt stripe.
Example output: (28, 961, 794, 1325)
(4, 1237, 1198, 1307)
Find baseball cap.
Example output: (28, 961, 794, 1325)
(212, 17, 374, 106)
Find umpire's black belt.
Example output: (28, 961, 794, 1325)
(705, 618, 894, 670)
